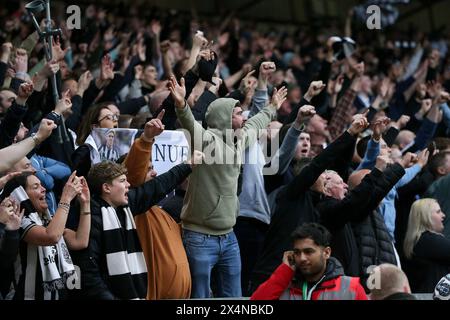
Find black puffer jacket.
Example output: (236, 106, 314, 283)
(352, 209, 398, 285)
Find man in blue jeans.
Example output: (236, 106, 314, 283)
(168, 73, 287, 298)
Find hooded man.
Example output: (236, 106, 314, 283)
(168, 76, 287, 298)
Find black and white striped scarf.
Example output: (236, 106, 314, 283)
(101, 205, 147, 300)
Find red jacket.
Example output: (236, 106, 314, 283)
(251, 259, 367, 300)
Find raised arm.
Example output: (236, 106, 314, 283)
(169, 76, 207, 147)
(272, 105, 316, 174)
(328, 74, 361, 141)
(395, 149, 429, 188)
(357, 117, 390, 170)
(124, 111, 165, 187)
(285, 114, 368, 199)
(284, 80, 326, 125)
(23, 172, 82, 247)
(184, 32, 208, 74)
(66, 71, 93, 131)
(247, 62, 275, 117)
(159, 69, 201, 130)
(63, 177, 91, 251)
(0, 82, 33, 148)
(242, 87, 286, 149)
(0, 197, 22, 269)
(0, 42, 13, 87)
(320, 157, 404, 229)
(0, 119, 56, 172)
(128, 163, 192, 216)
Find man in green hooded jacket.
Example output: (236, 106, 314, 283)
(168, 75, 287, 298)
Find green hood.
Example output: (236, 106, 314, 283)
(205, 98, 239, 131)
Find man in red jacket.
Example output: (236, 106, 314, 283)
(251, 223, 367, 300)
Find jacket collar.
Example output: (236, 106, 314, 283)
(91, 195, 128, 213)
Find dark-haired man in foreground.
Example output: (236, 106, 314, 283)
(251, 223, 367, 300)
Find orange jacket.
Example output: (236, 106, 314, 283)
(124, 137, 191, 299)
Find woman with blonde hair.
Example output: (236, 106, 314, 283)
(403, 198, 450, 293)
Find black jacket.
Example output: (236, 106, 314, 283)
(317, 163, 405, 277)
(30, 112, 75, 167)
(0, 226, 20, 298)
(405, 231, 450, 293)
(352, 208, 399, 284)
(251, 131, 356, 289)
(70, 164, 192, 299)
(0, 102, 28, 148)
(71, 144, 91, 177)
(159, 189, 186, 223)
(157, 70, 200, 130)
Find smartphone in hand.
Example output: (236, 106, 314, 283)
(288, 254, 295, 266)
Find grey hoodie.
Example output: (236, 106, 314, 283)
(239, 89, 303, 224)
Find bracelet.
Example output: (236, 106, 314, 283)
(58, 202, 70, 212)
(31, 133, 42, 146)
(82, 212, 91, 216)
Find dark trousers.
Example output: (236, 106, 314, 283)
(234, 216, 269, 297)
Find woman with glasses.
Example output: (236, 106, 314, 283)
(71, 103, 120, 177)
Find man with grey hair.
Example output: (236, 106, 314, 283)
(369, 264, 416, 300)
(394, 130, 416, 151)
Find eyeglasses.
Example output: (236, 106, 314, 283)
(98, 114, 119, 122)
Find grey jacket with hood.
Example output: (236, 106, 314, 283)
(239, 89, 302, 225)
(176, 98, 277, 235)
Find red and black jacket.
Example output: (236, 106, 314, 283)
(251, 258, 367, 300)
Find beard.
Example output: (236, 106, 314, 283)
(294, 257, 327, 282)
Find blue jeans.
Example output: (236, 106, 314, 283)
(182, 229, 242, 298)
